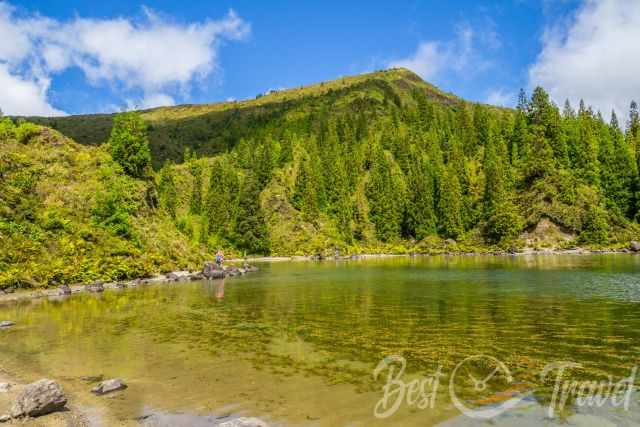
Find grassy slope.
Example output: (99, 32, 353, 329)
(0, 123, 207, 289)
(27, 68, 461, 167)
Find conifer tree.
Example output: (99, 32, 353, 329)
(233, 173, 269, 253)
(437, 163, 463, 239)
(108, 112, 151, 178)
(157, 160, 177, 219)
(189, 161, 203, 215)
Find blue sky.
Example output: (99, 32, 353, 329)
(2, 0, 638, 117)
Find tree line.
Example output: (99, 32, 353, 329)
(109, 85, 640, 254)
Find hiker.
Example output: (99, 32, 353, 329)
(215, 249, 224, 269)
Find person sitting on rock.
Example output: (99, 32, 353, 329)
(215, 249, 224, 269)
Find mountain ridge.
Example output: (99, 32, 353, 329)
(25, 68, 468, 166)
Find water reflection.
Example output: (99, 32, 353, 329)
(0, 255, 639, 426)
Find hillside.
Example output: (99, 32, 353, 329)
(27, 68, 461, 166)
(3, 68, 640, 289)
(0, 119, 208, 289)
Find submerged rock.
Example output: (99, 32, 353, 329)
(91, 378, 127, 395)
(80, 375, 104, 383)
(0, 321, 14, 328)
(218, 417, 269, 427)
(10, 379, 67, 418)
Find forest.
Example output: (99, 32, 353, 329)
(2, 68, 640, 288)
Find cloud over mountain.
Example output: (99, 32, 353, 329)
(0, 3, 249, 115)
(529, 0, 640, 118)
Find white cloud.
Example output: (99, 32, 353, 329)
(388, 24, 493, 83)
(0, 4, 249, 116)
(0, 64, 64, 116)
(529, 0, 640, 117)
(485, 88, 514, 107)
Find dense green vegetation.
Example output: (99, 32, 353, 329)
(3, 68, 640, 288)
(0, 119, 205, 289)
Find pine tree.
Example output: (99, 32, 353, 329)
(108, 112, 151, 178)
(437, 163, 463, 239)
(292, 153, 320, 222)
(157, 160, 177, 219)
(366, 145, 404, 241)
(189, 161, 203, 215)
(233, 173, 269, 254)
(404, 152, 436, 240)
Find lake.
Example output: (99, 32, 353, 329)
(1, 255, 640, 426)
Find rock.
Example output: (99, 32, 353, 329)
(10, 379, 67, 418)
(58, 285, 71, 295)
(115, 282, 127, 289)
(91, 378, 127, 395)
(0, 383, 10, 393)
(0, 414, 9, 423)
(80, 375, 104, 383)
(0, 321, 14, 328)
(190, 272, 206, 281)
(238, 268, 246, 275)
(202, 261, 221, 278)
(166, 272, 179, 281)
(85, 282, 104, 293)
(630, 241, 640, 252)
(218, 417, 269, 427)
(4, 287, 15, 294)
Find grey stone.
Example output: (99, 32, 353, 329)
(0, 321, 14, 328)
(58, 285, 71, 295)
(0, 383, 10, 393)
(630, 241, 640, 252)
(218, 417, 269, 427)
(84, 282, 104, 293)
(91, 378, 127, 395)
(0, 414, 9, 423)
(10, 379, 67, 418)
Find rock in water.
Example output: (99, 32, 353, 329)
(58, 285, 71, 295)
(0, 383, 10, 393)
(0, 414, 9, 423)
(218, 417, 269, 427)
(91, 378, 127, 395)
(85, 282, 104, 293)
(10, 379, 67, 418)
(630, 241, 640, 252)
(0, 321, 14, 328)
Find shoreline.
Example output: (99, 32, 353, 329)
(0, 247, 636, 305)
(228, 246, 635, 263)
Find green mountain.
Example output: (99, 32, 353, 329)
(3, 68, 640, 289)
(28, 68, 460, 166)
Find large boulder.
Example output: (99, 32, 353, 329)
(218, 417, 269, 427)
(630, 241, 640, 252)
(10, 379, 67, 418)
(91, 378, 127, 395)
